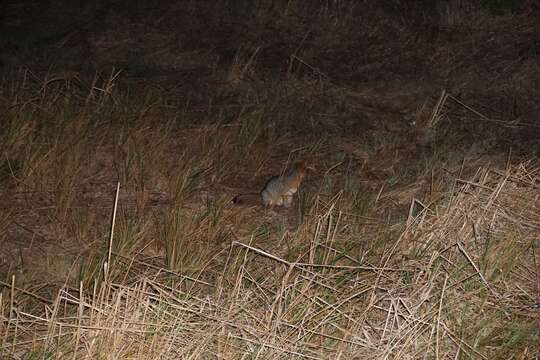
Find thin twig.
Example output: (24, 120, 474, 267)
(105, 182, 120, 282)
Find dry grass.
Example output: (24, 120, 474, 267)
(0, 69, 538, 359)
(1, 1, 539, 359)
(1, 161, 538, 359)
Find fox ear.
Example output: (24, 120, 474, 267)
(295, 161, 314, 172)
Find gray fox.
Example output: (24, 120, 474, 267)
(233, 161, 308, 208)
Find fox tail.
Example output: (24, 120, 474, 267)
(232, 193, 261, 205)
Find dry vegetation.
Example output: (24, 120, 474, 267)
(1, 0, 539, 359)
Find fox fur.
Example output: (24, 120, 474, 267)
(232, 162, 307, 208)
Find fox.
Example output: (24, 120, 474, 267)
(233, 161, 309, 208)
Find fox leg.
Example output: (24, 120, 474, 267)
(283, 195, 294, 208)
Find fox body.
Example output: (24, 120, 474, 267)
(233, 162, 307, 208)
(261, 162, 306, 207)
